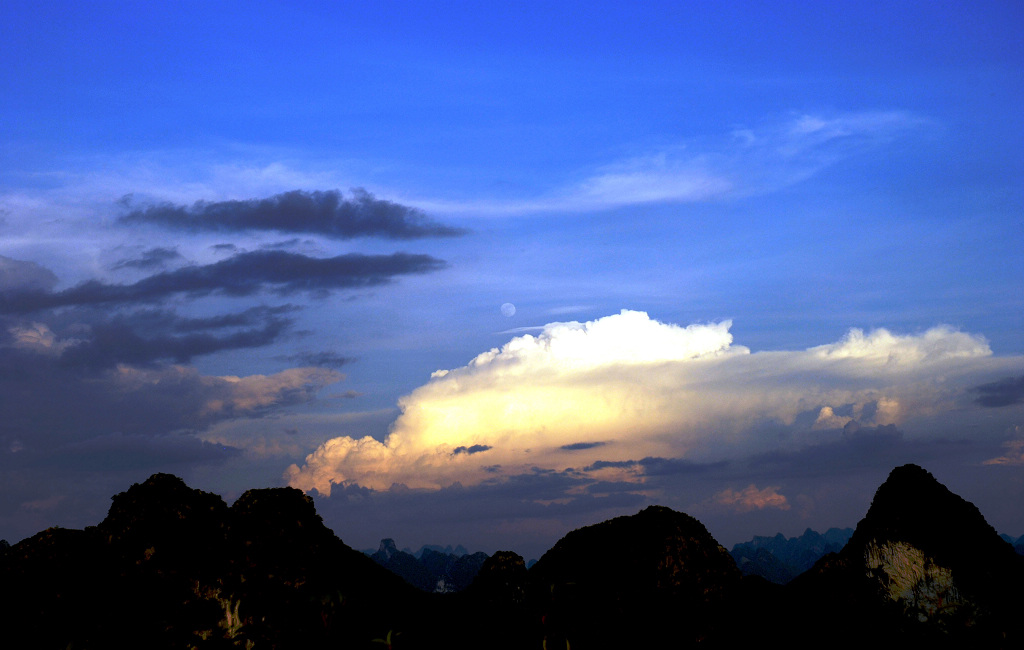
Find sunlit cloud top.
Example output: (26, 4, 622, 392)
(287, 311, 1015, 496)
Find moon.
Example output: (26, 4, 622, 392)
(500, 302, 516, 317)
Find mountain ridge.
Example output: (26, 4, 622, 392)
(2, 464, 1021, 647)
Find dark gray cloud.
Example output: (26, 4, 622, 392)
(636, 456, 728, 476)
(579, 456, 723, 475)
(110, 247, 182, 271)
(0, 256, 58, 294)
(119, 188, 467, 240)
(16, 433, 241, 472)
(974, 376, 1024, 408)
(738, 424, 974, 482)
(561, 441, 607, 451)
(0, 322, 339, 544)
(57, 313, 290, 368)
(582, 459, 634, 471)
(259, 238, 316, 251)
(280, 351, 354, 369)
(163, 305, 299, 332)
(326, 390, 362, 399)
(0, 250, 447, 314)
(0, 344, 339, 450)
(0, 305, 298, 369)
(452, 444, 492, 456)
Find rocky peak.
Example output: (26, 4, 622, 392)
(793, 463, 1024, 642)
(230, 486, 327, 544)
(530, 505, 741, 647)
(849, 464, 1018, 585)
(99, 472, 228, 541)
(531, 505, 740, 590)
(376, 538, 399, 561)
(861, 538, 964, 622)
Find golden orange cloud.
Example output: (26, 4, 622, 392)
(713, 484, 790, 512)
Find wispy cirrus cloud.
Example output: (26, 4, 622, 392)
(110, 247, 183, 271)
(567, 154, 732, 208)
(0, 111, 924, 230)
(412, 110, 927, 215)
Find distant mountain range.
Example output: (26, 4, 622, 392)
(2, 464, 1022, 648)
(363, 523, 1021, 594)
(362, 541, 472, 558)
(1000, 533, 1024, 555)
(367, 538, 488, 593)
(730, 526, 854, 584)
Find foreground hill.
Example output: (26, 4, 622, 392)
(2, 464, 1021, 648)
(789, 464, 1024, 645)
(0, 474, 430, 649)
(529, 505, 743, 647)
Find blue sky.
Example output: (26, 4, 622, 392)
(1, 1, 1022, 559)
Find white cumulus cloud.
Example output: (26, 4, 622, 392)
(287, 310, 1016, 496)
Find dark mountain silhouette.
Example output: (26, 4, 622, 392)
(528, 505, 743, 648)
(369, 538, 488, 592)
(420, 547, 489, 592)
(789, 464, 1024, 646)
(0, 473, 427, 649)
(458, 551, 536, 647)
(731, 526, 853, 583)
(2, 465, 1022, 648)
